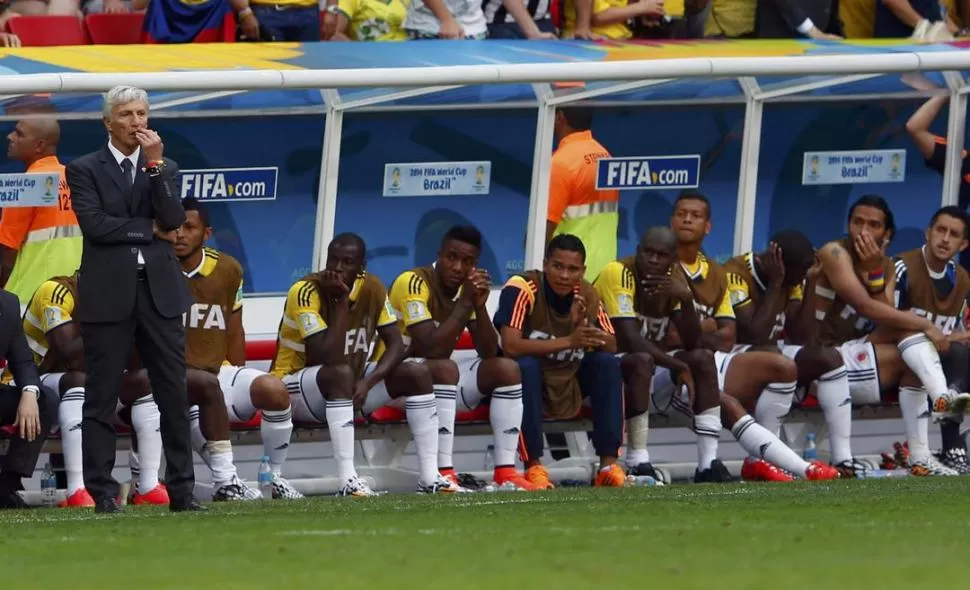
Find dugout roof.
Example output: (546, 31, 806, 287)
(0, 39, 968, 117)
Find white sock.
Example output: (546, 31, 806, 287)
(754, 381, 796, 437)
(326, 399, 357, 483)
(815, 367, 853, 465)
(206, 440, 237, 488)
(899, 334, 949, 402)
(131, 395, 162, 494)
(405, 393, 440, 486)
(693, 407, 721, 470)
(188, 406, 213, 468)
(732, 415, 811, 476)
(899, 386, 931, 460)
(58, 387, 85, 495)
(260, 407, 293, 476)
(625, 412, 651, 467)
(489, 385, 523, 468)
(434, 385, 457, 471)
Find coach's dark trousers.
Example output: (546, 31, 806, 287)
(0, 384, 58, 477)
(516, 352, 624, 462)
(81, 277, 194, 502)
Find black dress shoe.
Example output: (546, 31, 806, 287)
(169, 497, 206, 512)
(0, 489, 29, 510)
(94, 497, 123, 514)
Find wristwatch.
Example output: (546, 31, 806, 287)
(22, 386, 40, 400)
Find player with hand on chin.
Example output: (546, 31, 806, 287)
(388, 226, 535, 491)
(595, 227, 729, 483)
(815, 196, 970, 476)
(495, 234, 626, 489)
(272, 233, 461, 496)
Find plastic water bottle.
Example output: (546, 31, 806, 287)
(41, 461, 57, 508)
(483, 445, 495, 472)
(803, 433, 818, 461)
(625, 475, 661, 487)
(257, 456, 273, 500)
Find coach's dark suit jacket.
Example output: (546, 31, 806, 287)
(0, 290, 40, 391)
(66, 147, 191, 321)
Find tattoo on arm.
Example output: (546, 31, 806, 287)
(830, 245, 841, 258)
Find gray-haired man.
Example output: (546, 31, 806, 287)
(66, 85, 200, 513)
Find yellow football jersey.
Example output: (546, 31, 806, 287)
(387, 266, 476, 348)
(337, 0, 408, 41)
(271, 273, 396, 379)
(1, 278, 76, 384)
(723, 252, 804, 344)
(679, 255, 736, 321)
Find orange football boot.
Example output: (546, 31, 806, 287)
(131, 484, 171, 506)
(741, 458, 794, 482)
(594, 464, 626, 487)
(439, 468, 460, 487)
(805, 461, 840, 481)
(493, 466, 540, 491)
(58, 488, 95, 508)
(525, 464, 555, 489)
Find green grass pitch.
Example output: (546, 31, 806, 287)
(4, 477, 968, 589)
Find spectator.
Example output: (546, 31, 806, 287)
(324, 0, 408, 40)
(83, 0, 135, 14)
(563, 0, 664, 40)
(403, 0, 488, 38)
(755, 0, 843, 39)
(137, 0, 234, 42)
(483, 0, 557, 39)
(874, 0, 956, 38)
(633, 0, 712, 38)
(0, 118, 82, 305)
(0, 5, 20, 46)
(703, 0, 756, 37)
(231, 0, 319, 41)
(0, 285, 55, 510)
(546, 107, 618, 282)
(839, 0, 876, 38)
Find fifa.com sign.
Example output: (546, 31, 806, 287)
(179, 167, 279, 202)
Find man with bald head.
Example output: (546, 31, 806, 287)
(0, 117, 82, 304)
(596, 227, 730, 482)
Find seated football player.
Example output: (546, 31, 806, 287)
(595, 227, 729, 482)
(815, 196, 970, 477)
(125, 357, 260, 501)
(724, 230, 866, 477)
(171, 198, 301, 499)
(388, 225, 535, 490)
(671, 192, 839, 482)
(272, 233, 461, 496)
(495, 234, 625, 489)
(2, 273, 167, 507)
(892, 205, 970, 475)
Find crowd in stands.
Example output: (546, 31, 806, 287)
(0, 0, 967, 47)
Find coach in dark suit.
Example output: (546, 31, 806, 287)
(67, 85, 201, 513)
(0, 289, 58, 509)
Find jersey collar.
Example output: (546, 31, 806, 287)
(183, 248, 206, 278)
(556, 130, 593, 149)
(921, 245, 955, 281)
(747, 252, 767, 292)
(348, 275, 364, 303)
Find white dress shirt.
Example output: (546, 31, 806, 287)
(107, 141, 145, 266)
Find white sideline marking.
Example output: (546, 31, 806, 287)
(277, 524, 644, 538)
